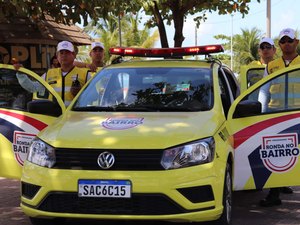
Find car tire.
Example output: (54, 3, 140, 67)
(29, 217, 66, 225)
(215, 163, 233, 225)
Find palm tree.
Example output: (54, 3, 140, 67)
(215, 27, 262, 73)
(234, 28, 262, 65)
(77, 12, 159, 64)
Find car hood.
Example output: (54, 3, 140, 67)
(39, 111, 223, 149)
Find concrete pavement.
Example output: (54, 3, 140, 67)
(1, 177, 300, 225)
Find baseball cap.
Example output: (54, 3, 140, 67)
(57, 41, 74, 52)
(91, 42, 104, 50)
(279, 28, 296, 40)
(259, 37, 274, 46)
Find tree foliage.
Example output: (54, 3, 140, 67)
(76, 12, 159, 63)
(215, 28, 300, 73)
(0, 0, 260, 47)
(215, 27, 262, 73)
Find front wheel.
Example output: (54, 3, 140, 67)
(216, 163, 233, 225)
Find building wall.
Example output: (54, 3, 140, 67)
(0, 44, 57, 75)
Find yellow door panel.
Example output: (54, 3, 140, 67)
(0, 64, 65, 179)
(228, 65, 300, 191)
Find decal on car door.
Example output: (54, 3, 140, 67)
(234, 113, 300, 190)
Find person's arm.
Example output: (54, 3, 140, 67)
(74, 61, 97, 72)
(16, 72, 46, 95)
(14, 64, 46, 95)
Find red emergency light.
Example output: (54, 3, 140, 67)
(109, 45, 224, 57)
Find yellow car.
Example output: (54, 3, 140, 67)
(1, 45, 300, 225)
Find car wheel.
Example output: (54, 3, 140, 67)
(29, 217, 66, 225)
(216, 163, 232, 225)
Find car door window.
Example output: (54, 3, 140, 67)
(223, 67, 239, 98)
(0, 68, 33, 110)
(242, 69, 300, 114)
(0, 68, 56, 113)
(247, 68, 264, 88)
(218, 69, 234, 117)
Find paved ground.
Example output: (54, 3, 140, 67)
(1, 177, 300, 225)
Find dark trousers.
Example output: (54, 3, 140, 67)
(268, 187, 280, 199)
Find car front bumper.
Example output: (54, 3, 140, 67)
(21, 160, 226, 223)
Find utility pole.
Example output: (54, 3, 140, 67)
(230, 14, 233, 70)
(195, 25, 197, 46)
(118, 14, 122, 46)
(266, 0, 271, 37)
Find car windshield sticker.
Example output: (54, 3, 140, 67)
(176, 84, 190, 91)
(260, 133, 299, 173)
(102, 117, 144, 130)
(12, 131, 35, 166)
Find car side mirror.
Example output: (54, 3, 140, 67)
(27, 100, 62, 117)
(233, 100, 261, 118)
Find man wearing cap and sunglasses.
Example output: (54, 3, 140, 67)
(258, 28, 299, 207)
(258, 37, 276, 65)
(268, 28, 300, 74)
(249, 37, 276, 66)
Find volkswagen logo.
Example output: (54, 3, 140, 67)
(97, 151, 115, 169)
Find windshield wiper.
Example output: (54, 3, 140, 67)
(152, 106, 198, 112)
(72, 105, 157, 112)
(72, 104, 201, 112)
(72, 106, 116, 112)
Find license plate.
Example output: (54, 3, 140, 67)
(78, 180, 131, 198)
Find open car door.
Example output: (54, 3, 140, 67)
(0, 64, 65, 179)
(239, 64, 265, 93)
(228, 64, 300, 191)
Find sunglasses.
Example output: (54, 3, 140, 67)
(260, 45, 272, 50)
(279, 38, 295, 44)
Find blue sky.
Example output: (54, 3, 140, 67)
(159, 0, 299, 47)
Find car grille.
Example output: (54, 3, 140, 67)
(34, 192, 213, 215)
(53, 148, 164, 170)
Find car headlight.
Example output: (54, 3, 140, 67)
(161, 137, 215, 170)
(27, 138, 56, 168)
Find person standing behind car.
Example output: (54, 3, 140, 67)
(267, 28, 300, 74)
(15, 41, 91, 107)
(46, 41, 91, 106)
(250, 37, 276, 66)
(50, 55, 61, 68)
(259, 28, 299, 207)
(74, 41, 105, 73)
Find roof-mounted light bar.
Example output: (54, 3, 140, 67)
(109, 45, 224, 57)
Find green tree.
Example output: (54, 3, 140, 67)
(0, 0, 261, 47)
(76, 13, 159, 63)
(215, 27, 262, 73)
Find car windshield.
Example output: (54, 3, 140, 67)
(72, 67, 213, 112)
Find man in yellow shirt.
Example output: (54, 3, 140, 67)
(249, 37, 276, 66)
(15, 41, 91, 106)
(74, 42, 105, 73)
